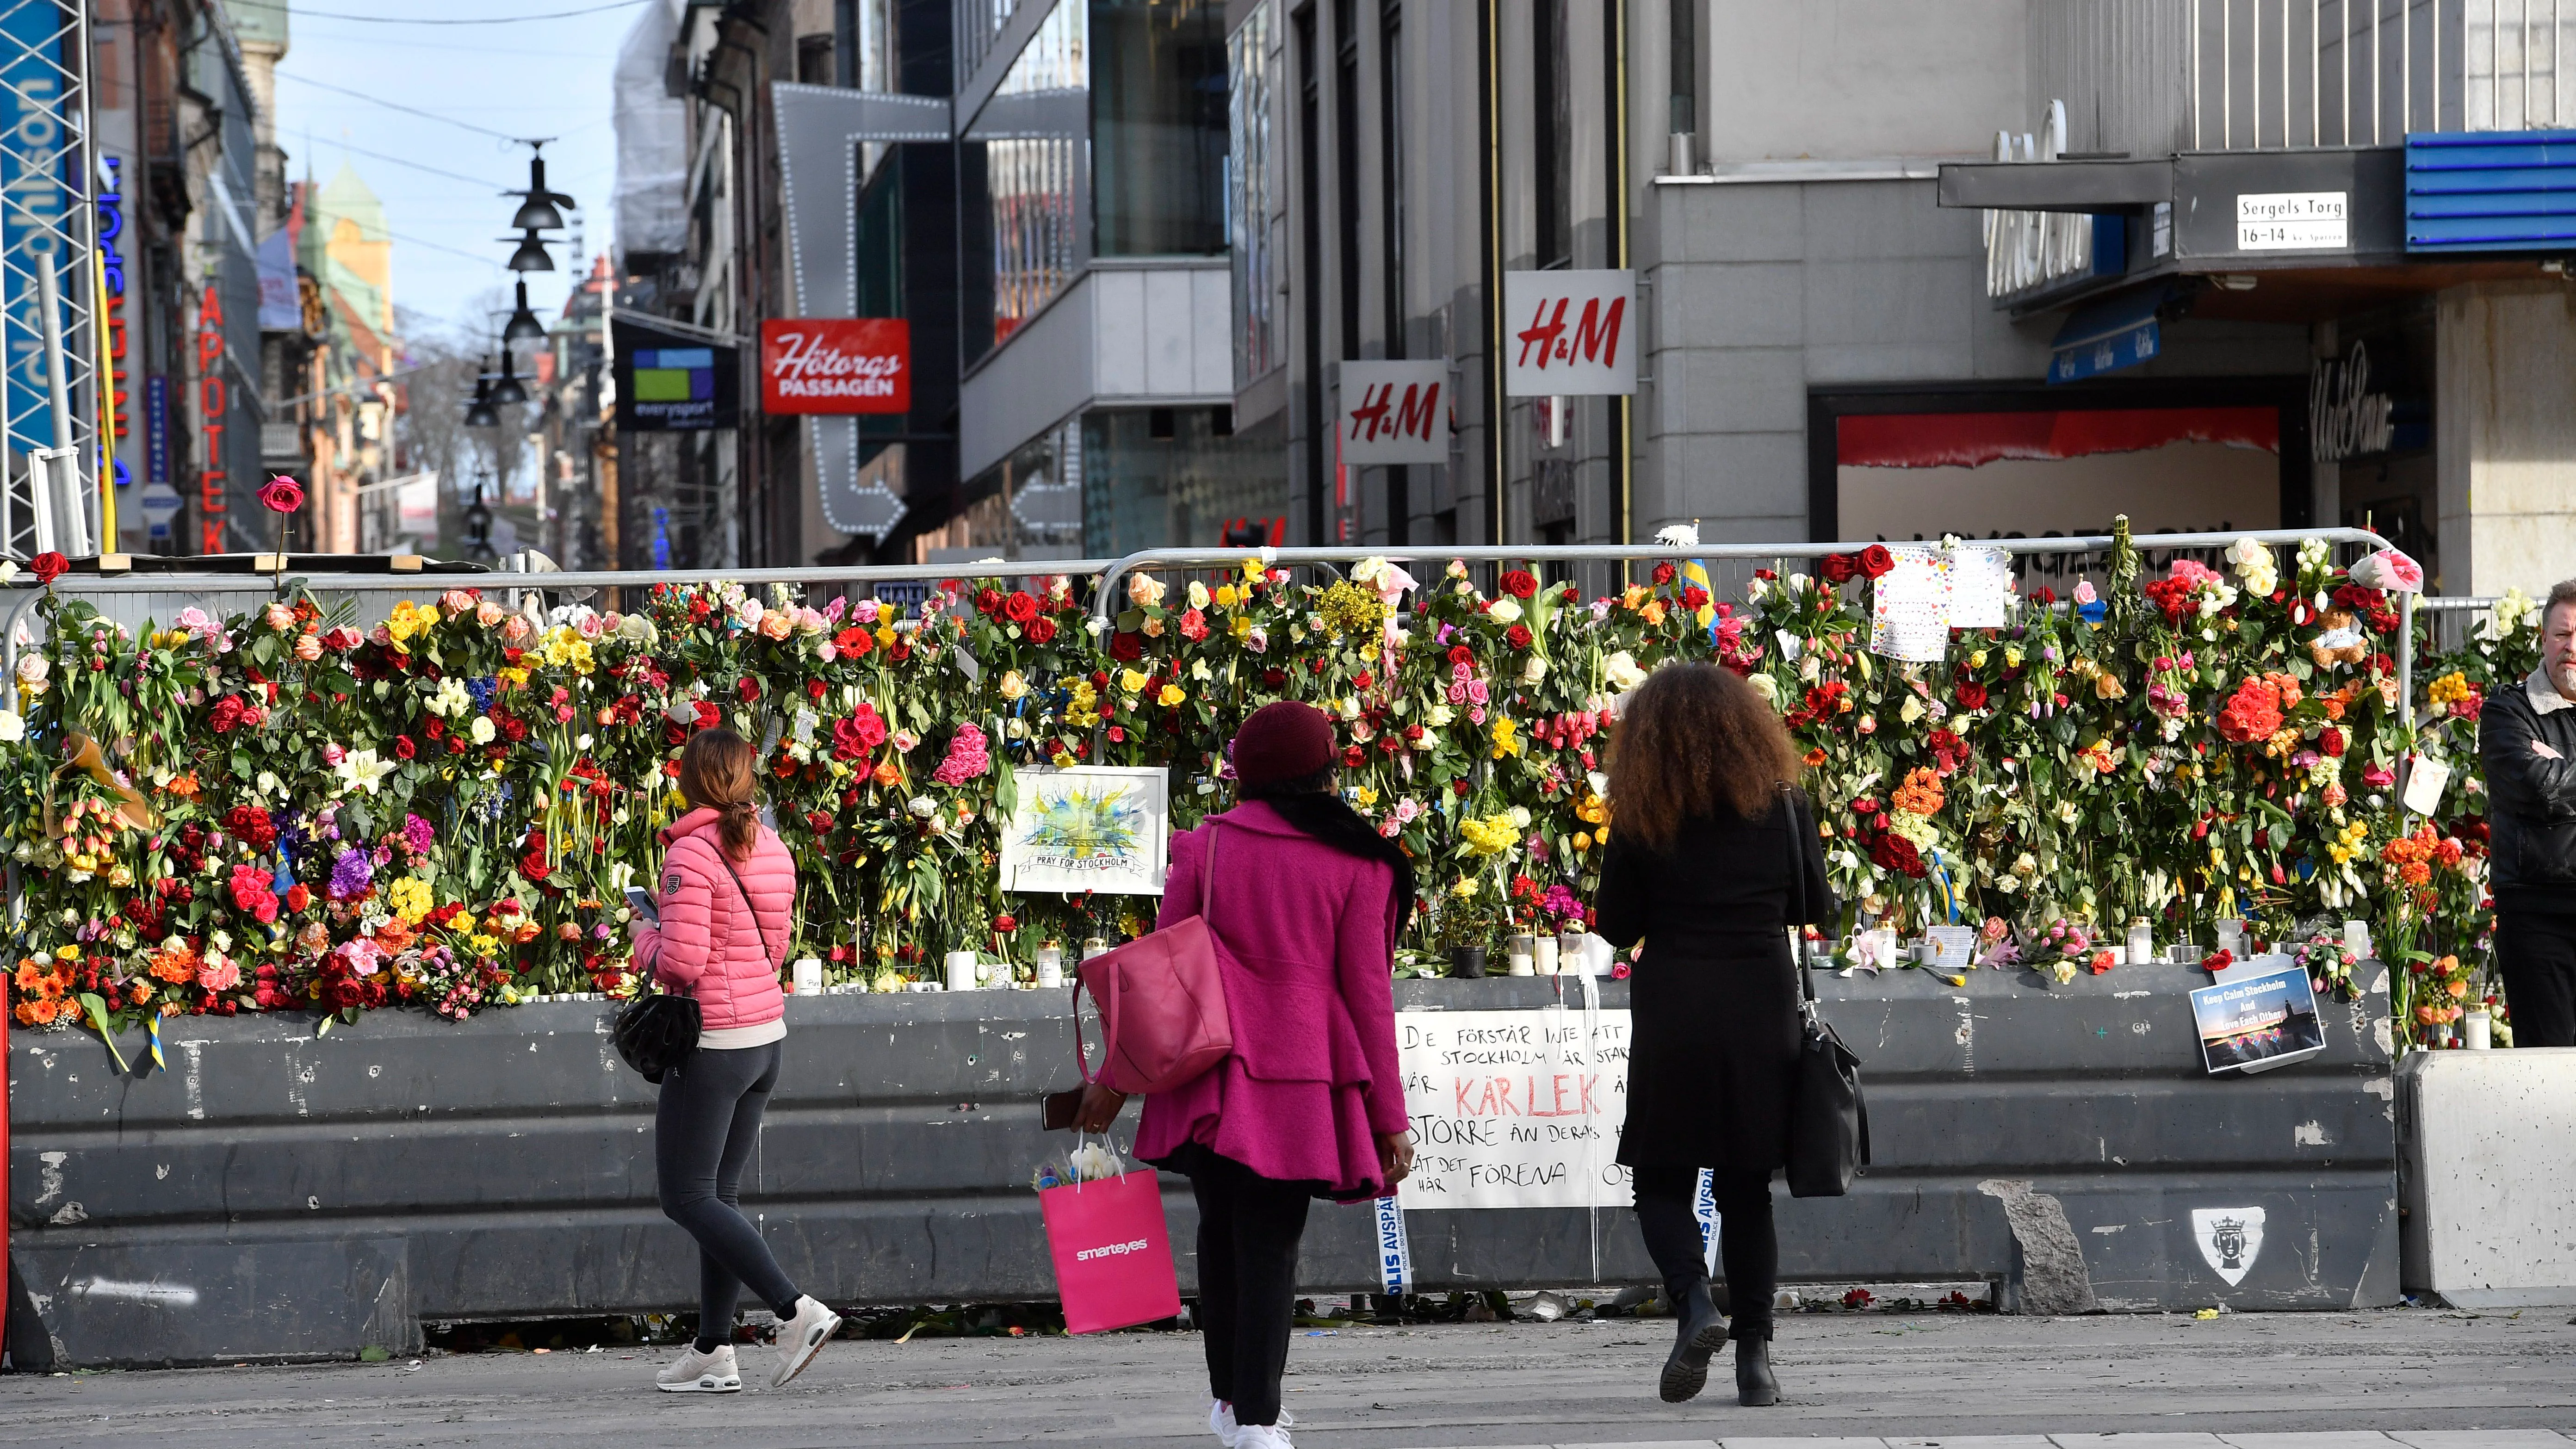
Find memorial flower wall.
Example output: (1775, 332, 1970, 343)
(0, 525, 2534, 1049)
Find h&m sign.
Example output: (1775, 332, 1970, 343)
(1339, 359, 1449, 464)
(1503, 270, 1635, 396)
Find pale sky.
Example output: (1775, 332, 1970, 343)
(267, 0, 634, 347)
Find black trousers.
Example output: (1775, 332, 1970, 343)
(656, 1041, 801, 1351)
(1186, 1152, 1313, 1428)
(1631, 1164, 1777, 1333)
(2499, 910, 2576, 1048)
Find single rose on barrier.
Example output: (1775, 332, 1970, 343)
(258, 475, 305, 513)
(29, 551, 66, 586)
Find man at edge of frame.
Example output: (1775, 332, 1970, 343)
(2478, 577, 2576, 1048)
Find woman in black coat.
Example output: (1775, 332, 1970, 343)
(1595, 662, 1833, 1408)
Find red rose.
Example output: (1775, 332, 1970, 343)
(1447, 645, 1474, 666)
(1109, 631, 1143, 662)
(807, 679, 828, 700)
(1262, 667, 1286, 688)
(1343, 744, 1367, 767)
(736, 676, 760, 703)
(29, 551, 66, 585)
(807, 810, 832, 836)
(969, 587, 1000, 617)
(394, 735, 416, 760)
(1652, 563, 1676, 585)
(993, 914, 1018, 933)
(1026, 617, 1058, 645)
(1501, 569, 1538, 599)
(1819, 553, 1859, 585)
(285, 884, 310, 913)
(1680, 585, 1709, 610)
(1354, 670, 1375, 690)
(1506, 624, 1533, 650)
(209, 695, 245, 734)
(257, 475, 306, 513)
(1003, 590, 1038, 624)
(1956, 681, 1988, 711)
(2320, 726, 2346, 757)
(1859, 545, 1895, 579)
(694, 700, 723, 730)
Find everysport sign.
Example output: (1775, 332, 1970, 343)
(1394, 1007, 1633, 1210)
(761, 317, 910, 415)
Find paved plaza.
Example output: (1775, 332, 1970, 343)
(0, 1307, 2569, 1448)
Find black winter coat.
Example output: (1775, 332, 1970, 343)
(1594, 789, 1836, 1173)
(2479, 672, 2576, 915)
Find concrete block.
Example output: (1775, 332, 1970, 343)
(1805, 258, 1981, 356)
(1654, 261, 1805, 349)
(2220, 1436, 2403, 1449)
(2389, 1436, 2574, 1449)
(2397, 1048, 2576, 1307)
(1800, 179, 1982, 262)
(1657, 184, 1804, 263)
(1652, 347, 1807, 435)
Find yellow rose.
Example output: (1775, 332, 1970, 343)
(1119, 668, 1152, 694)
(1158, 683, 1187, 707)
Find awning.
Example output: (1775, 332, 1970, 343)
(1836, 406, 2280, 470)
(2047, 285, 2170, 383)
(1935, 157, 2174, 213)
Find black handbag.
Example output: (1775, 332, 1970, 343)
(1779, 786, 1870, 1198)
(613, 848, 780, 1084)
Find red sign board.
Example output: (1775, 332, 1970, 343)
(761, 317, 910, 415)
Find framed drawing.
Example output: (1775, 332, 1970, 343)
(1000, 767, 1170, 895)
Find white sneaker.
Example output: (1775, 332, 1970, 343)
(770, 1295, 842, 1388)
(655, 1342, 741, 1393)
(1213, 1402, 1293, 1445)
(1237, 1424, 1295, 1449)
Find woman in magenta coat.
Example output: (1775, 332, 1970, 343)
(1077, 701, 1415, 1449)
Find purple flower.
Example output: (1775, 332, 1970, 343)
(327, 847, 374, 902)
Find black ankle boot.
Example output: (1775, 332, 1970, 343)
(1734, 1322, 1779, 1407)
(1657, 1283, 1726, 1403)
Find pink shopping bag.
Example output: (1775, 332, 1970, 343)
(1039, 1170, 1182, 1334)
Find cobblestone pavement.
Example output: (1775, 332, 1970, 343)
(1, 1307, 2571, 1448)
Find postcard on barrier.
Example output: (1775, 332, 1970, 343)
(2189, 962, 2326, 1076)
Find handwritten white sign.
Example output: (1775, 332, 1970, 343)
(1869, 545, 1953, 663)
(1394, 1007, 1633, 1210)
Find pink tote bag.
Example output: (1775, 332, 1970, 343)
(1071, 824, 1232, 1094)
(1040, 1169, 1183, 1334)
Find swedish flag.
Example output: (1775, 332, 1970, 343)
(1683, 558, 1719, 642)
(146, 1013, 165, 1074)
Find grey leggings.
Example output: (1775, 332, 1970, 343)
(655, 1040, 801, 1351)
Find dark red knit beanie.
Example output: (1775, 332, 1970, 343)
(1232, 701, 1336, 789)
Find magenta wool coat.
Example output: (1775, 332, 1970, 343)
(633, 807, 793, 1031)
(1134, 801, 1411, 1201)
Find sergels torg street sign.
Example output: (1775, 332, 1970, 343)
(761, 317, 910, 415)
(1504, 269, 1635, 396)
(1339, 359, 1450, 464)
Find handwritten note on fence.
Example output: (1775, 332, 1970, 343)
(1394, 1008, 1634, 1210)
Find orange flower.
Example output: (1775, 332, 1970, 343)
(872, 758, 901, 788)
(1891, 766, 1945, 817)
(1802, 747, 1827, 768)
(14, 997, 56, 1026)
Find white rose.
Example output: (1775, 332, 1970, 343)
(1487, 598, 1523, 625)
(0, 709, 21, 742)
(15, 655, 46, 685)
(470, 716, 497, 744)
(907, 796, 937, 818)
(1425, 702, 1455, 728)
(1604, 650, 1647, 691)
(1521, 653, 1548, 684)
(1748, 674, 1780, 706)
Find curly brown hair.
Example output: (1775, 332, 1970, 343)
(1607, 662, 1802, 852)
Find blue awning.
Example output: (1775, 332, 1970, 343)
(2048, 285, 2166, 384)
(2405, 129, 2576, 252)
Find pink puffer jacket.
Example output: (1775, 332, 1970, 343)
(633, 806, 793, 1030)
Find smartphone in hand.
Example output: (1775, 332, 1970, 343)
(624, 886, 660, 923)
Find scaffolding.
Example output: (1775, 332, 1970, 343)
(0, 0, 98, 560)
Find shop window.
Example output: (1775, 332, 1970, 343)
(1083, 406, 1291, 557)
(1092, 0, 1228, 257)
(797, 33, 835, 84)
(1531, 0, 1571, 268)
(1226, 2, 1280, 385)
(966, 0, 1089, 356)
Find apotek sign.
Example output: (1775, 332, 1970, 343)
(761, 317, 909, 415)
(1339, 359, 1449, 464)
(1503, 269, 1635, 396)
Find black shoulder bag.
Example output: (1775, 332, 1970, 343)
(613, 851, 780, 1084)
(1780, 785, 1870, 1198)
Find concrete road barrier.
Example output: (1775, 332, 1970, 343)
(2397, 1046, 2576, 1307)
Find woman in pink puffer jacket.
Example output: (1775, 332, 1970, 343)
(630, 727, 840, 1394)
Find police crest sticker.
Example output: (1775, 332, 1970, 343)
(2192, 1207, 2266, 1286)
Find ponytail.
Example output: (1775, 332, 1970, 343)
(677, 726, 762, 861)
